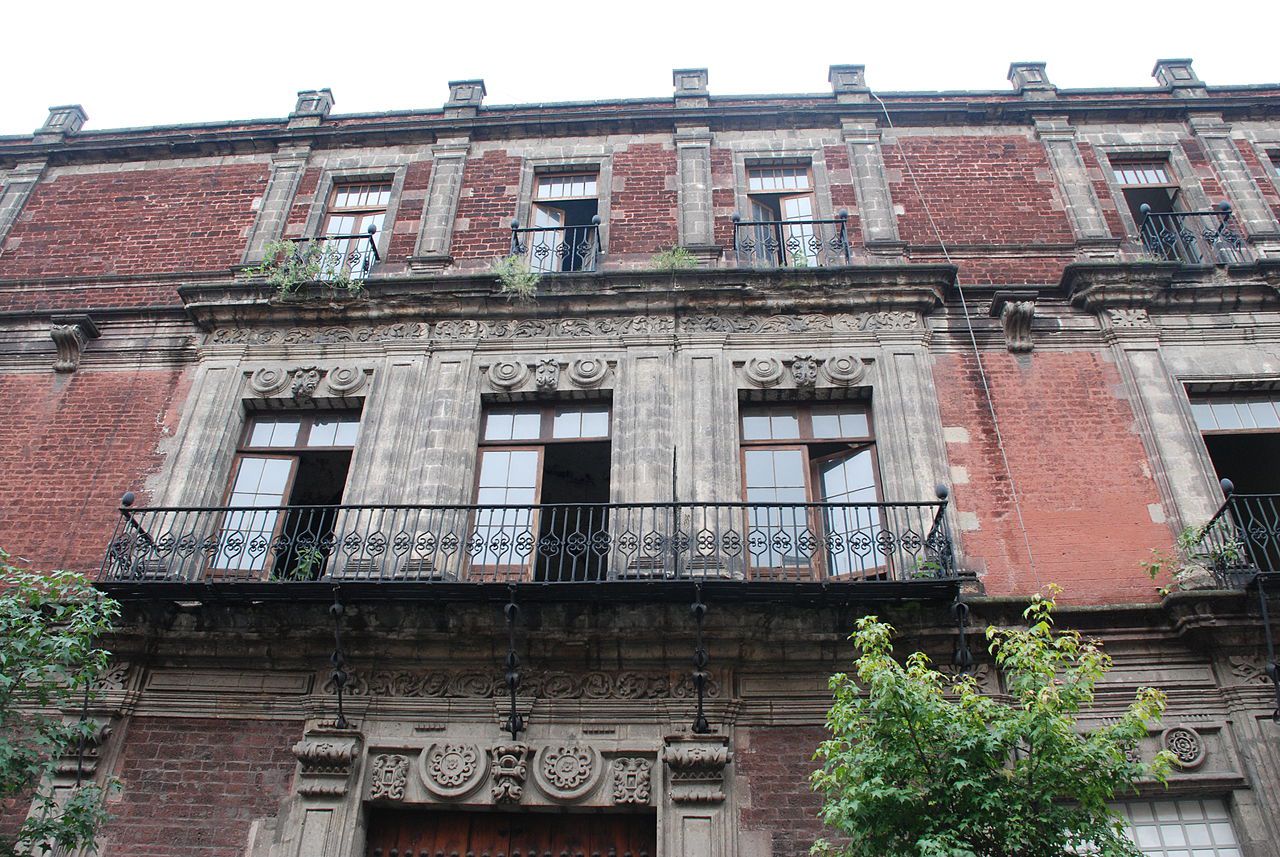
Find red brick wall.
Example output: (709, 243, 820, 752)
(385, 160, 434, 262)
(98, 717, 300, 857)
(710, 147, 736, 248)
(607, 144, 677, 256)
(0, 368, 190, 576)
(285, 167, 322, 232)
(909, 253, 1076, 285)
(1078, 142, 1127, 237)
(452, 151, 522, 260)
(0, 796, 33, 850)
(884, 135, 1075, 247)
(0, 165, 267, 280)
(934, 351, 1173, 603)
(1236, 141, 1280, 223)
(1180, 138, 1229, 209)
(822, 145, 863, 245)
(738, 726, 829, 857)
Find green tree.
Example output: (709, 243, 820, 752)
(812, 588, 1174, 857)
(0, 553, 120, 856)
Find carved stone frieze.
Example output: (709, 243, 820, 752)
(1106, 308, 1154, 329)
(534, 358, 560, 392)
(421, 743, 486, 799)
(292, 727, 362, 797)
(327, 668, 721, 700)
(535, 745, 598, 800)
(248, 367, 290, 396)
(290, 366, 322, 400)
(610, 757, 653, 805)
(490, 743, 529, 803)
(664, 735, 731, 804)
(208, 311, 920, 349)
(326, 364, 367, 395)
(743, 357, 783, 387)
(740, 354, 872, 391)
(370, 753, 411, 801)
(1226, 654, 1273, 686)
(1163, 727, 1206, 769)
(50, 314, 100, 373)
(96, 660, 132, 692)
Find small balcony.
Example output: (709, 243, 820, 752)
(510, 218, 602, 273)
(1136, 204, 1251, 266)
(731, 212, 852, 269)
(289, 230, 381, 282)
(1191, 486, 1280, 587)
(100, 499, 955, 593)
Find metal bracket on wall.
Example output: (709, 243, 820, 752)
(691, 586, 711, 734)
(952, 599, 974, 671)
(330, 586, 349, 729)
(503, 585, 524, 740)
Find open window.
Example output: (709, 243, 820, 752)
(738, 402, 882, 579)
(524, 173, 600, 273)
(213, 411, 360, 579)
(473, 401, 611, 581)
(1190, 394, 1280, 494)
(316, 181, 389, 280)
(746, 164, 819, 267)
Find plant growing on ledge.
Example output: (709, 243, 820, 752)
(1142, 524, 1246, 595)
(648, 245, 699, 272)
(0, 552, 120, 856)
(812, 587, 1174, 857)
(491, 254, 540, 301)
(248, 239, 363, 298)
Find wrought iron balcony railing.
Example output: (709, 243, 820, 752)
(1191, 484, 1280, 587)
(731, 211, 852, 269)
(1137, 203, 1250, 265)
(289, 229, 381, 282)
(101, 498, 954, 586)
(510, 217, 602, 273)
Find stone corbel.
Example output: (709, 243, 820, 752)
(988, 291, 1037, 353)
(50, 314, 100, 372)
(292, 726, 363, 797)
(663, 734, 731, 803)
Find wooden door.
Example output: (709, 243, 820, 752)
(366, 810, 655, 857)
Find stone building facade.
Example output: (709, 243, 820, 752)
(2, 60, 1280, 856)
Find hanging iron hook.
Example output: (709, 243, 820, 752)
(691, 585, 711, 734)
(951, 599, 974, 671)
(504, 584, 524, 740)
(329, 584, 349, 729)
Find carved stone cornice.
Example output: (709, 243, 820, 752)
(1060, 262, 1174, 312)
(179, 264, 955, 331)
(1061, 259, 1280, 315)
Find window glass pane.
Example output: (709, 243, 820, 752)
(1211, 402, 1244, 430)
(333, 418, 360, 446)
(811, 412, 841, 438)
(811, 407, 870, 438)
(743, 450, 775, 489)
(1247, 400, 1280, 428)
(552, 409, 582, 439)
(580, 407, 609, 438)
(478, 450, 511, 487)
(506, 450, 539, 487)
(309, 419, 338, 447)
(485, 412, 514, 441)
(741, 412, 773, 440)
(511, 411, 541, 439)
(769, 413, 801, 439)
(1189, 402, 1216, 431)
(249, 417, 301, 448)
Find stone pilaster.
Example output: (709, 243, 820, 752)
(0, 159, 47, 251)
(662, 735, 735, 857)
(242, 145, 312, 263)
(410, 136, 471, 269)
(1188, 113, 1280, 256)
(675, 125, 717, 260)
(841, 119, 903, 256)
(1034, 116, 1118, 257)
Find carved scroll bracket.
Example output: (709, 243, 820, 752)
(50, 314, 100, 373)
(663, 734, 731, 804)
(988, 290, 1037, 353)
(292, 726, 363, 797)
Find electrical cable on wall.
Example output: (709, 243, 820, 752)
(870, 91, 1042, 589)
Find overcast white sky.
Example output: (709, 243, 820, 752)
(3, 0, 1276, 136)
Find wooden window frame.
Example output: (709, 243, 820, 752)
(322, 180, 393, 238)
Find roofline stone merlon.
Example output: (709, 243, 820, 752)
(4, 83, 1280, 166)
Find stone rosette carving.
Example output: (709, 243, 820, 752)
(567, 357, 609, 388)
(535, 358, 561, 392)
(248, 367, 290, 396)
(1163, 727, 1206, 769)
(488, 359, 529, 391)
(821, 354, 866, 386)
(370, 753, 411, 801)
(1106, 308, 1153, 329)
(328, 668, 721, 700)
(663, 735, 731, 804)
(535, 745, 598, 800)
(291, 728, 362, 797)
(744, 357, 784, 388)
(291, 366, 322, 400)
(326, 364, 367, 395)
(610, 757, 652, 805)
(790, 355, 820, 391)
(490, 743, 529, 803)
(420, 743, 485, 798)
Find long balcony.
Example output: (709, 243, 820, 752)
(510, 218, 602, 273)
(1137, 204, 1251, 265)
(731, 212, 852, 269)
(289, 231, 381, 282)
(100, 499, 955, 596)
